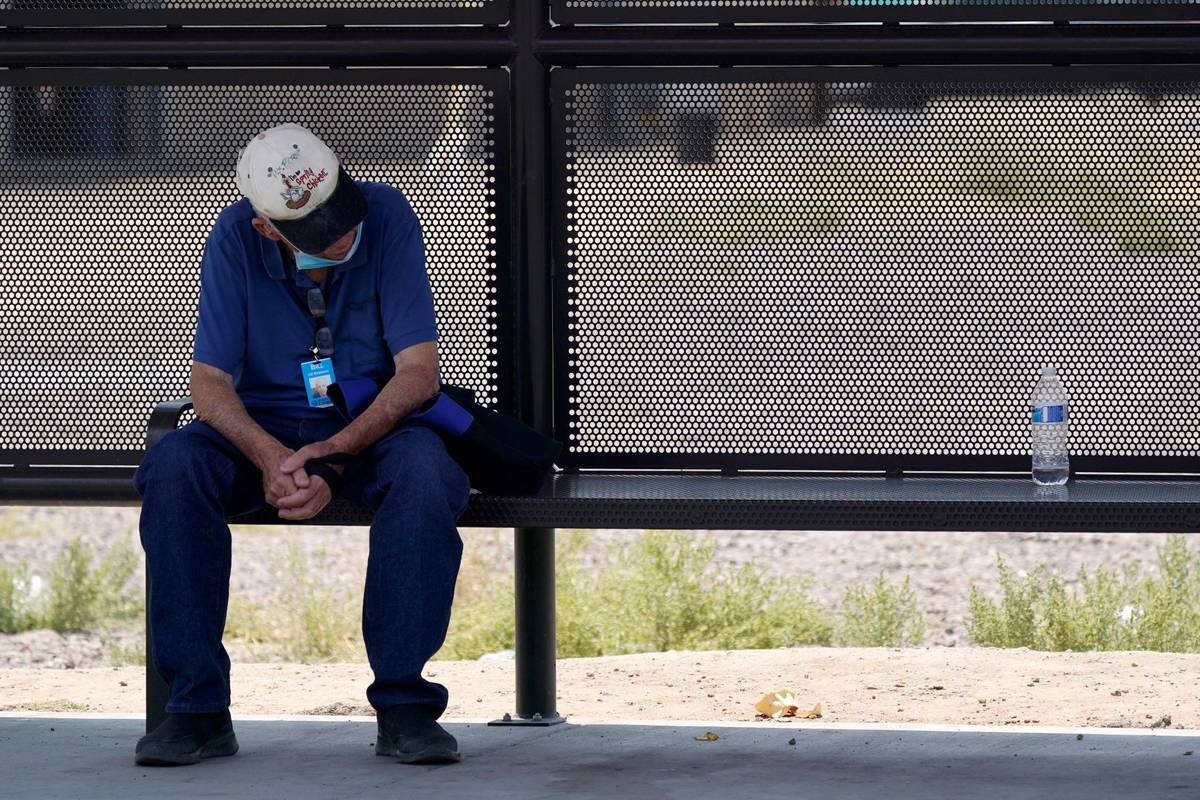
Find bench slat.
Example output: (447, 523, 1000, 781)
(4, 469, 1196, 534)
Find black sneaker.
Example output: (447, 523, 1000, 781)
(375, 705, 461, 765)
(135, 710, 239, 766)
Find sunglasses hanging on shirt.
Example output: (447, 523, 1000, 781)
(299, 282, 337, 409)
(306, 286, 334, 359)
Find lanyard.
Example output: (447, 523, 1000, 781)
(283, 253, 336, 360)
(308, 283, 332, 360)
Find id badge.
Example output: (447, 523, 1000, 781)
(300, 358, 337, 408)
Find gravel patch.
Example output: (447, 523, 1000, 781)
(0, 630, 107, 670)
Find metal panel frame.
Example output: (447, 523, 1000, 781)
(552, 1, 1200, 25)
(6, 25, 1200, 71)
(0, 64, 509, 90)
(0, 65, 512, 467)
(0, 28, 514, 68)
(0, 4, 508, 27)
(535, 24, 1200, 67)
(551, 63, 1200, 476)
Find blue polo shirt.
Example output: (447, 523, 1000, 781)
(191, 181, 439, 421)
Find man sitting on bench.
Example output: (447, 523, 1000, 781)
(132, 123, 471, 767)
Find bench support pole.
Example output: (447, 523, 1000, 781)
(491, 526, 564, 726)
(489, 0, 562, 729)
(145, 573, 169, 733)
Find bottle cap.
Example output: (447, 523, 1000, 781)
(1040, 366, 1057, 377)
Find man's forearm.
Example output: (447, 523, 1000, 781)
(327, 364, 439, 456)
(192, 377, 284, 469)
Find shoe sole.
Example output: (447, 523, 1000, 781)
(135, 731, 239, 767)
(376, 734, 462, 765)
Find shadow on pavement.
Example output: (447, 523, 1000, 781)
(0, 716, 1196, 799)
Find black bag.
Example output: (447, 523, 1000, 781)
(328, 379, 561, 495)
(408, 383, 561, 495)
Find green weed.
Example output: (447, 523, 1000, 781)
(0, 538, 141, 634)
(224, 540, 364, 663)
(968, 536, 1200, 651)
(0, 560, 37, 634)
(103, 637, 146, 667)
(437, 530, 833, 660)
(837, 573, 927, 647)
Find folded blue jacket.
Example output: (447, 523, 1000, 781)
(325, 378, 560, 495)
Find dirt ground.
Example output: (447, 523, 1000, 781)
(2, 647, 1196, 729)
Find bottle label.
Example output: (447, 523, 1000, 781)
(1032, 405, 1067, 424)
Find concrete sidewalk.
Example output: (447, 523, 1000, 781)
(0, 715, 1196, 800)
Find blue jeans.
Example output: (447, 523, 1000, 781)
(132, 410, 471, 717)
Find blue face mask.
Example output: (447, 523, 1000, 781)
(294, 224, 363, 270)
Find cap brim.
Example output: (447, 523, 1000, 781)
(269, 166, 367, 254)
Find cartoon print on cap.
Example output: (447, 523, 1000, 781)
(263, 142, 332, 212)
(280, 175, 311, 210)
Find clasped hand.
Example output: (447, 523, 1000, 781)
(261, 440, 343, 521)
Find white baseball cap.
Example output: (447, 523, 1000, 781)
(235, 123, 367, 254)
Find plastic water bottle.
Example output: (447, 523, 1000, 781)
(1030, 366, 1070, 485)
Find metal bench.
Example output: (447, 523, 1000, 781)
(140, 397, 1200, 728)
(2, 0, 1199, 737)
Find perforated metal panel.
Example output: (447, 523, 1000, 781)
(554, 66, 1200, 473)
(0, 0, 506, 26)
(553, 0, 1199, 24)
(0, 69, 507, 466)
